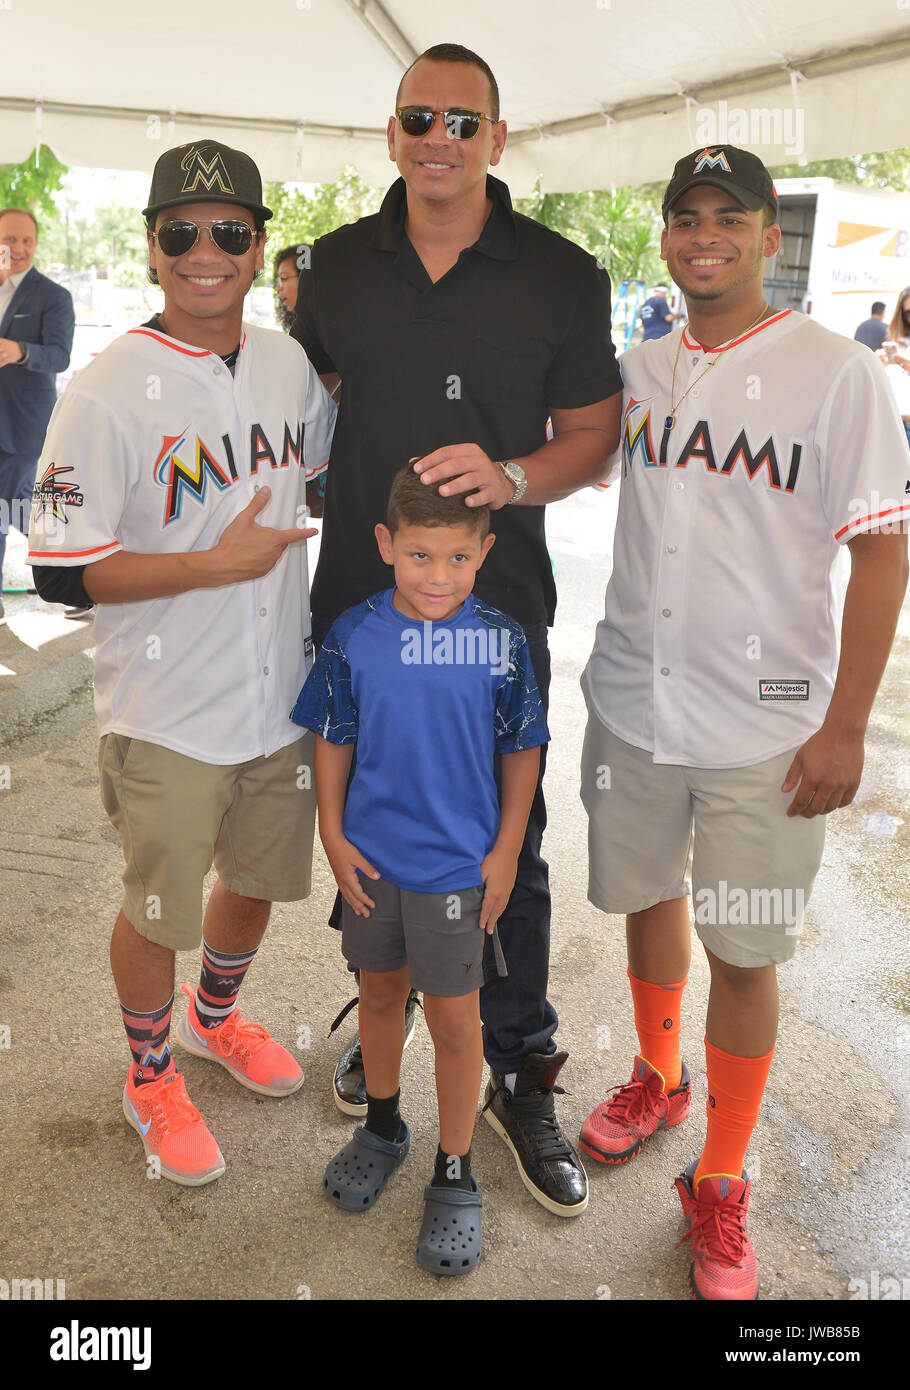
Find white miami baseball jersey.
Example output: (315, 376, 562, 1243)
(27, 322, 335, 764)
(585, 309, 910, 768)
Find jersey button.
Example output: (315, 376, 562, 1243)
(259, 607, 267, 616)
(660, 667, 670, 676)
(263, 666, 270, 675)
(666, 544, 677, 553)
(661, 608, 671, 617)
(674, 481, 684, 491)
(213, 365, 223, 375)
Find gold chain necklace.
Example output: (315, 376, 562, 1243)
(664, 303, 770, 431)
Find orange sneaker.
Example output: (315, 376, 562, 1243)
(175, 983, 304, 1097)
(122, 1068, 225, 1187)
(579, 1055, 691, 1164)
(674, 1162, 758, 1300)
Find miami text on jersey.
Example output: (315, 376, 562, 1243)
(154, 422, 306, 525)
(622, 401, 803, 493)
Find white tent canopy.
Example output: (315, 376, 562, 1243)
(3, 0, 909, 194)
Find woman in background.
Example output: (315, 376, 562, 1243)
(882, 286, 910, 448)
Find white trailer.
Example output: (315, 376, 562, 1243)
(763, 178, 910, 339)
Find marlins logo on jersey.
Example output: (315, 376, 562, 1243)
(154, 420, 308, 525)
(154, 431, 235, 526)
(180, 144, 235, 197)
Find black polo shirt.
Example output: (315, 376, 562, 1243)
(292, 174, 622, 630)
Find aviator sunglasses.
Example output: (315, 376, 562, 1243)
(154, 218, 256, 258)
(396, 106, 495, 140)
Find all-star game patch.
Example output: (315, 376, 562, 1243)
(759, 679, 810, 701)
(32, 462, 85, 524)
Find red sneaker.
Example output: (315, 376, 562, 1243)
(675, 1162, 758, 1300)
(122, 1068, 225, 1187)
(175, 984, 304, 1097)
(579, 1055, 691, 1164)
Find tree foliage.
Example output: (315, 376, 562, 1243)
(40, 199, 147, 272)
(515, 182, 663, 286)
(767, 149, 910, 191)
(263, 165, 383, 273)
(0, 147, 68, 222)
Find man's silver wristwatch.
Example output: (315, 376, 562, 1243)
(499, 460, 528, 504)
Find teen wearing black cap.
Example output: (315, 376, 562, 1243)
(578, 144, 909, 1299)
(29, 139, 335, 1187)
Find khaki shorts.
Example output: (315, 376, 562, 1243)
(99, 733, 316, 951)
(579, 684, 826, 968)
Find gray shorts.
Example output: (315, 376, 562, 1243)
(341, 878, 507, 997)
(579, 683, 826, 968)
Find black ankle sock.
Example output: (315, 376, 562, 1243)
(365, 1090, 404, 1143)
(431, 1144, 473, 1190)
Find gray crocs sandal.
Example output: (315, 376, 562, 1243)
(323, 1122, 410, 1212)
(415, 1180, 483, 1275)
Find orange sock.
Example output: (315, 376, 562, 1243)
(694, 1037, 775, 1190)
(628, 968, 687, 1091)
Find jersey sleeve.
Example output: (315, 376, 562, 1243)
(290, 623, 359, 744)
(493, 626, 551, 754)
(27, 387, 128, 567)
(301, 353, 336, 486)
(545, 257, 623, 411)
(817, 349, 910, 542)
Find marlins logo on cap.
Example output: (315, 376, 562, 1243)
(692, 148, 733, 176)
(180, 144, 236, 198)
(662, 144, 777, 222)
(142, 139, 272, 221)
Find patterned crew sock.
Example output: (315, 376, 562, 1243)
(120, 994, 175, 1087)
(628, 968, 688, 1091)
(432, 1144, 473, 1191)
(694, 1037, 775, 1190)
(195, 940, 259, 1029)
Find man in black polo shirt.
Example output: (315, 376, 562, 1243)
(293, 42, 622, 1217)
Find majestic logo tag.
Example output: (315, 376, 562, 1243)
(693, 147, 732, 175)
(180, 144, 235, 197)
(32, 463, 85, 524)
(759, 680, 810, 702)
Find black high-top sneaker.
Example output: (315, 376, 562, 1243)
(483, 1051, 588, 1215)
(330, 989, 421, 1116)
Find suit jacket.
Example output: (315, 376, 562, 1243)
(0, 265, 75, 457)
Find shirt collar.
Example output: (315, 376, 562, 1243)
(0, 269, 27, 293)
(369, 173, 518, 262)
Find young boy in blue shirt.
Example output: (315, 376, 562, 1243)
(291, 464, 549, 1274)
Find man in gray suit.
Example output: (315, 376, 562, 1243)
(0, 207, 75, 622)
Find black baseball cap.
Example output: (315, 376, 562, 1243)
(143, 140, 272, 221)
(662, 145, 778, 223)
